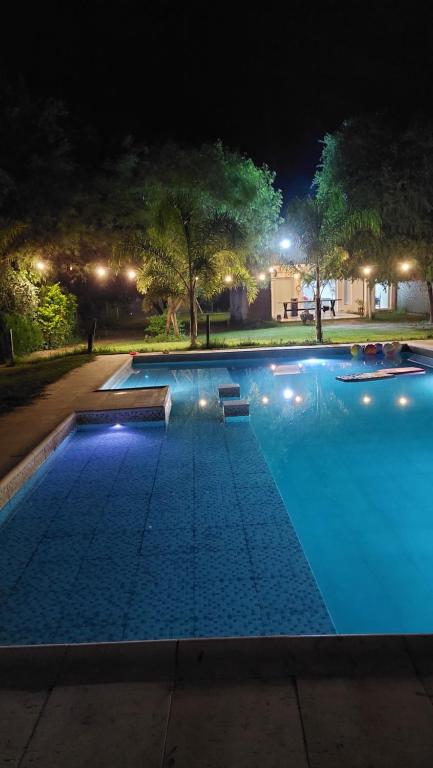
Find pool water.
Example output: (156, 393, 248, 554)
(118, 353, 433, 635)
(1, 351, 433, 644)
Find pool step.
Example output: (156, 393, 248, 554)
(218, 383, 241, 398)
(221, 398, 250, 418)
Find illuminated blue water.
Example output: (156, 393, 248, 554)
(2, 350, 433, 644)
(120, 353, 433, 634)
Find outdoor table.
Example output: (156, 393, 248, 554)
(280, 298, 339, 318)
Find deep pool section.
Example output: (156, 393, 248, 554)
(118, 353, 433, 634)
(0, 410, 333, 644)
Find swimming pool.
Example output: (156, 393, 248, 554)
(1, 349, 433, 644)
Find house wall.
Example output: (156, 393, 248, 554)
(397, 281, 429, 314)
(270, 272, 365, 318)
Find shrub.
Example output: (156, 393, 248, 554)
(36, 283, 77, 348)
(0, 312, 43, 359)
(145, 313, 185, 340)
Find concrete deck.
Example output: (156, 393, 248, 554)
(2, 635, 433, 767)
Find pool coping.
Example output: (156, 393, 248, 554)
(1, 633, 433, 689)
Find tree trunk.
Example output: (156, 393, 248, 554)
(315, 263, 323, 344)
(427, 280, 433, 324)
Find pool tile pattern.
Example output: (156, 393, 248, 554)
(0, 365, 335, 644)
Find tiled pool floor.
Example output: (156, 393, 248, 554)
(0, 402, 334, 643)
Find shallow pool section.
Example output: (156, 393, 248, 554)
(0, 416, 333, 644)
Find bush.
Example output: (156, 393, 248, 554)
(0, 312, 43, 360)
(145, 313, 185, 340)
(36, 284, 77, 348)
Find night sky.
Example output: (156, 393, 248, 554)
(2, 0, 433, 198)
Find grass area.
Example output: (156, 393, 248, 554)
(0, 354, 94, 414)
(91, 320, 433, 354)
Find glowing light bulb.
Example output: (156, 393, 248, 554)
(280, 238, 291, 249)
(294, 272, 301, 279)
(362, 266, 372, 276)
(261, 396, 269, 404)
(224, 274, 233, 284)
(95, 266, 107, 278)
(199, 398, 207, 407)
(268, 266, 276, 274)
(283, 388, 294, 400)
(126, 268, 137, 280)
(362, 395, 372, 405)
(258, 273, 266, 281)
(398, 396, 409, 406)
(400, 262, 410, 272)
(294, 395, 303, 403)
(36, 260, 46, 271)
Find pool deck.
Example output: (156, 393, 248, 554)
(2, 342, 433, 765)
(2, 635, 433, 767)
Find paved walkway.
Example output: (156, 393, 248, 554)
(2, 635, 433, 767)
(0, 355, 129, 480)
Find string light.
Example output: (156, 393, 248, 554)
(258, 273, 266, 281)
(400, 262, 410, 272)
(362, 266, 372, 276)
(126, 268, 137, 280)
(35, 260, 47, 272)
(224, 274, 233, 284)
(95, 266, 107, 278)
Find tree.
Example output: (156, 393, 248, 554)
(315, 117, 433, 322)
(286, 193, 380, 342)
(122, 143, 278, 345)
(36, 284, 77, 348)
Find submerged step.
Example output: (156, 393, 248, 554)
(222, 398, 249, 417)
(218, 383, 241, 398)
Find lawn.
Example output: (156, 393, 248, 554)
(91, 320, 433, 353)
(0, 354, 93, 414)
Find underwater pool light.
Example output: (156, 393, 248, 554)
(199, 398, 208, 407)
(261, 395, 269, 404)
(283, 388, 294, 400)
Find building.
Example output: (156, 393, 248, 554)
(269, 269, 401, 320)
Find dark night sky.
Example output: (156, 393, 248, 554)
(2, 0, 433, 198)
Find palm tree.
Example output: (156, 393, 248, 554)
(286, 195, 380, 343)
